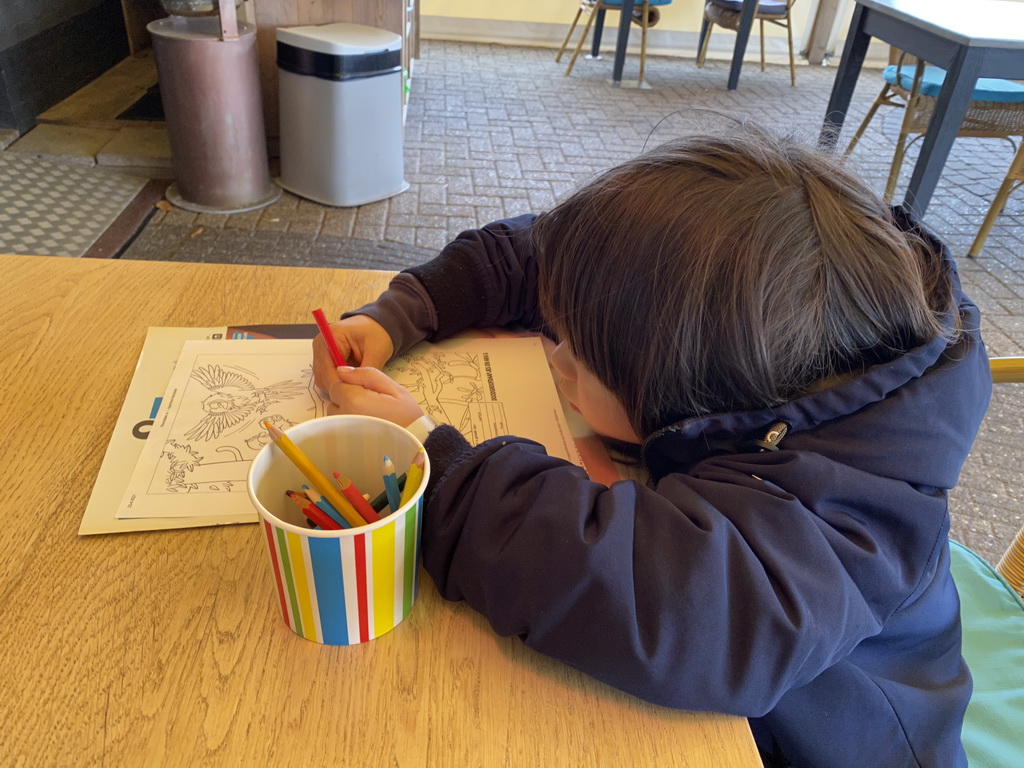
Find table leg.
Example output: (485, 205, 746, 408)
(904, 48, 982, 216)
(612, 0, 636, 85)
(727, 0, 759, 90)
(820, 2, 870, 150)
(592, 8, 607, 58)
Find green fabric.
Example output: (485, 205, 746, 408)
(950, 539, 1024, 768)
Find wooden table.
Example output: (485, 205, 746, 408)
(0, 255, 760, 767)
(821, 0, 1024, 216)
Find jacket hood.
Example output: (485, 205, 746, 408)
(643, 207, 992, 490)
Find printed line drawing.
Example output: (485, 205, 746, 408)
(389, 348, 509, 442)
(150, 355, 324, 495)
(116, 337, 582, 522)
(184, 363, 309, 441)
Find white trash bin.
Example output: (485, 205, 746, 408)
(276, 22, 409, 207)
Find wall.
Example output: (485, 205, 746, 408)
(419, 0, 888, 64)
(419, 0, 810, 59)
(421, 1, 703, 29)
(0, 0, 129, 133)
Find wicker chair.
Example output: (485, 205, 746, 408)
(696, 0, 797, 87)
(843, 53, 1024, 255)
(556, 0, 673, 84)
(990, 356, 1024, 598)
(969, 141, 1024, 257)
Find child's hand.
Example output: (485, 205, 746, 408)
(326, 366, 425, 427)
(313, 316, 395, 398)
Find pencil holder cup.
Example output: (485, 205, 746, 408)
(247, 415, 429, 645)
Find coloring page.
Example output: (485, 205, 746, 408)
(118, 340, 324, 518)
(116, 336, 582, 520)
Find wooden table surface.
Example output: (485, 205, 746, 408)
(0, 255, 760, 767)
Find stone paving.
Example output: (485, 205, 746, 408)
(123, 40, 1024, 566)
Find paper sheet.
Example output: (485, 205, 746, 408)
(116, 336, 582, 521)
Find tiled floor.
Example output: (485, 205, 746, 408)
(3, 39, 1023, 566)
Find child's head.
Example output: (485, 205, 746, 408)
(534, 119, 955, 439)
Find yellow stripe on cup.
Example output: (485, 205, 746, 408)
(372, 519, 397, 636)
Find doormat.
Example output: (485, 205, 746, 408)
(0, 152, 148, 257)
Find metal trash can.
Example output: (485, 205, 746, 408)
(276, 22, 409, 207)
(148, 2, 280, 213)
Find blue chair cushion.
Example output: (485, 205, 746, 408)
(709, 0, 788, 16)
(601, 0, 674, 7)
(883, 64, 1024, 103)
(949, 539, 1024, 768)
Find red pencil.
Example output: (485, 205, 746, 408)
(287, 490, 342, 530)
(333, 472, 381, 523)
(312, 308, 347, 367)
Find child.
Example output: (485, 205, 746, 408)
(312, 121, 990, 767)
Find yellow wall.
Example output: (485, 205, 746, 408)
(420, 1, 889, 64)
(421, 1, 707, 32)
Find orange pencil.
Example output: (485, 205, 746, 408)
(333, 472, 381, 523)
(286, 490, 319, 528)
(287, 490, 341, 530)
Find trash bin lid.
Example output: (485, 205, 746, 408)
(149, 14, 256, 40)
(276, 22, 402, 56)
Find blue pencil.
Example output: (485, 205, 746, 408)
(382, 456, 401, 514)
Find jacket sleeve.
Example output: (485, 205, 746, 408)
(343, 214, 544, 355)
(420, 428, 893, 717)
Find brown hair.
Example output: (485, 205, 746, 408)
(534, 120, 956, 438)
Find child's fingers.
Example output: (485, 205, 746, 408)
(334, 366, 405, 396)
(327, 367, 424, 426)
(311, 335, 343, 393)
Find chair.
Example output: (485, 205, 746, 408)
(696, 0, 797, 87)
(556, 0, 673, 84)
(969, 142, 1024, 257)
(952, 356, 1024, 767)
(843, 53, 1024, 255)
(989, 357, 1024, 599)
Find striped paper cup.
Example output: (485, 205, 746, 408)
(247, 415, 429, 645)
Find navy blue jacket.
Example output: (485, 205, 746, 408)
(357, 210, 991, 767)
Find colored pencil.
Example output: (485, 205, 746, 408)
(333, 472, 382, 523)
(312, 308, 347, 367)
(287, 490, 341, 530)
(301, 484, 353, 529)
(263, 421, 364, 527)
(382, 456, 401, 514)
(369, 473, 406, 512)
(287, 490, 318, 527)
(399, 449, 426, 508)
